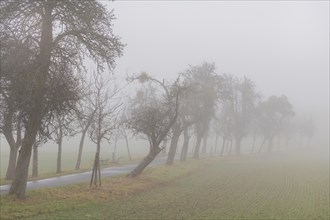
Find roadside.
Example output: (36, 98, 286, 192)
(0, 155, 170, 195)
(0, 158, 207, 220)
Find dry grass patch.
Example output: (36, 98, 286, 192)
(0, 159, 207, 220)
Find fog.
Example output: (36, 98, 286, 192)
(110, 1, 329, 147)
(0, 1, 328, 172)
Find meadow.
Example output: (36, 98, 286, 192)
(1, 148, 328, 220)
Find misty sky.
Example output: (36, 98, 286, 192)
(109, 1, 329, 137)
(0, 1, 328, 153)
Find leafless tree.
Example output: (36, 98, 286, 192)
(257, 95, 294, 152)
(224, 76, 259, 155)
(74, 86, 97, 170)
(89, 73, 122, 187)
(1, 1, 123, 198)
(126, 73, 182, 177)
(180, 62, 222, 159)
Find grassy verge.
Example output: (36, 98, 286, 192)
(0, 158, 207, 220)
(1, 150, 329, 220)
(0, 157, 142, 186)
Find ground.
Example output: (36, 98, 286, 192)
(1, 148, 329, 220)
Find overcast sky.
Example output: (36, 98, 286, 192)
(108, 1, 329, 141)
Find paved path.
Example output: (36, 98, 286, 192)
(0, 156, 168, 195)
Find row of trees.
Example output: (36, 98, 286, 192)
(122, 63, 311, 177)
(0, 1, 315, 199)
(0, 1, 124, 199)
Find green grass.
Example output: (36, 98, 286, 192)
(1, 150, 329, 220)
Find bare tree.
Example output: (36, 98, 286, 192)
(180, 62, 222, 159)
(52, 113, 75, 174)
(126, 73, 182, 177)
(296, 117, 316, 148)
(167, 83, 195, 164)
(226, 76, 259, 155)
(257, 95, 294, 152)
(75, 90, 97, 170)
(89, 73, 122, 187)
(1, 1, 123, 198)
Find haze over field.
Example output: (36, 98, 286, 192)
(110, 1, 329, 147)
(1, 1, 328, 155)
(0, 1, 329, 219)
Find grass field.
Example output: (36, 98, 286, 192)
(1, 148, 329, 220)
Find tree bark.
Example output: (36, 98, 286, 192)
(9, 125, 39, 199)
(180, 128, 190, 162)
(277, 134, 281, 151)
(75, 128, 87, 170)
(128, 146, 162, 177)
(267, 136, 274, 152)
(214, 135, 218, 154)
(4, 112, 21, 180)
(123, 130, 132, 161)
(201, 133, 208, 154)
(258, 137, 267, 153)
(6, 148, 18, 180)
(228, 138, 233, 154)
(251, 133, 256, 153)
(32, 143, 38, 178)
(166, 130, 181, 165)
(220, 137, 226, 156)
(56, 125, 63, 173)
(193, 133, 203, 159)
(235, 137, 241, 155)
(112, 136, 118, 163)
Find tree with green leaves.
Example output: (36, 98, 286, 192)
(1, 1, 123, 199)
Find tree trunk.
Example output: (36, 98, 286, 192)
(161, 139, 168, 156)
(258, 137, 267, 153)
(56, 132, 63, 174)
(277, 134, 281, 151)
(229, 138, 233, 154)
(235, 137, 241, 155)
(214, 135, 218, 154)
(123, 132, 132, 161)
(9, 126, 39, 199)
(166, 130, 181, 165)
(201, 134, 208, 154)
(90, 152, 101, 187)
(112, 136, 118, 163)
(220, 137, 226, 156)
(91, 140, 102, 187)
(193, 133, 203, 159)
(267, 136, 274, 152)
(128, 146, 162, 177)
(75, 128, 87, 170)
(32, 143, 38, 178)
(180, 128, 190, 162)
(4, 112, 21, 180)
(285, 137, 290, 150)
(251, 133, 256, 153)
(5, 148, 18, 180)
